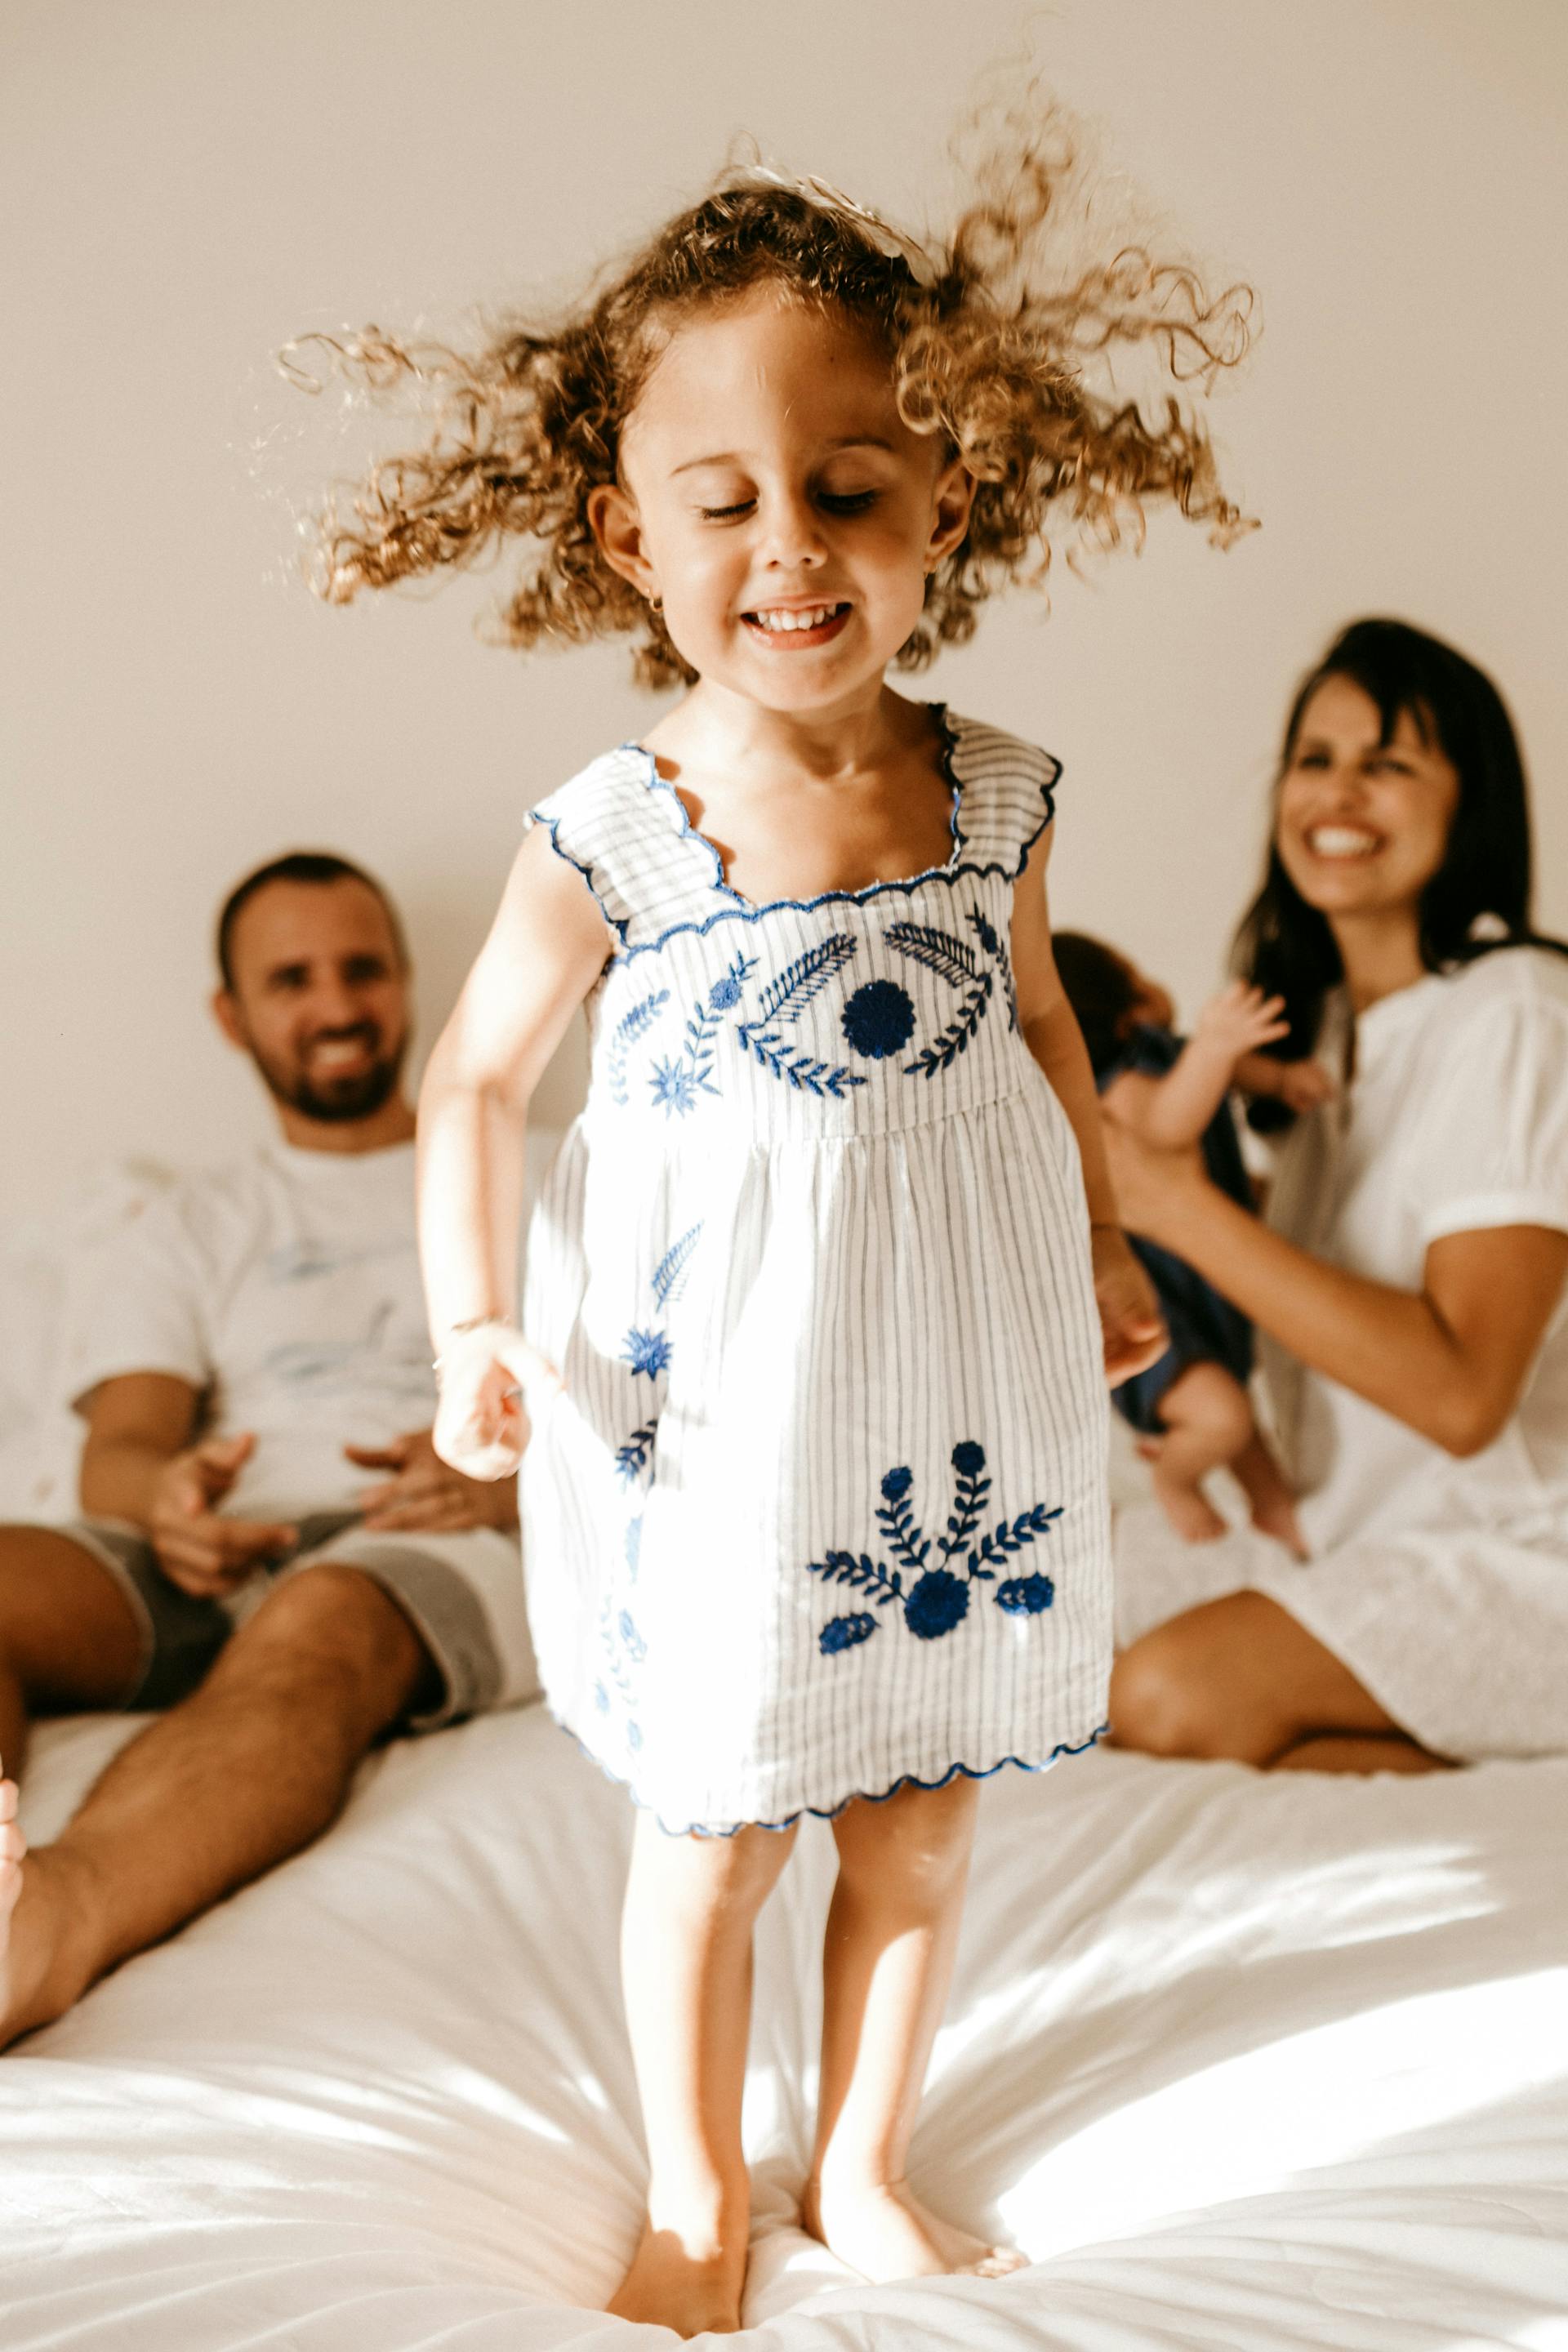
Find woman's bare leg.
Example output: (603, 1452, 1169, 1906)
(803, 1775, 1023, 2283)
(1144, 1362, 1257, 1544)
(1273, 1731, 1449, 1773)
(609, 1810, 798, 2338)
(1109, 1589, 1419, 1769)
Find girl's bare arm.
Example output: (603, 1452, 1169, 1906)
(416, 826, 612, 1350)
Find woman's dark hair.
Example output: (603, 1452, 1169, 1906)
(1052, 932, 1142, 1081)
(1234, 617, 1561, 1127)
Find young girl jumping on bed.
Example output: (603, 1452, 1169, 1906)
(308, 125, 1251, 2335)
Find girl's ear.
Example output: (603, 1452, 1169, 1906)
(925, 455, 977, 570)
(588, 482, 659, 600)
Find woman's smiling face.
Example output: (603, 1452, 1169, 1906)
(589, 288, 973, 715)
(1276, 674, 1461, 921)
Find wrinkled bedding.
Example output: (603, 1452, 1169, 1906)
(5, 1700, 1566, 2349)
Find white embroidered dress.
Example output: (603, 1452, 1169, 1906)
(520, 710, 1111, 1833)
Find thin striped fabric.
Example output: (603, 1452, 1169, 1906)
(519, 707, 1111, 1833)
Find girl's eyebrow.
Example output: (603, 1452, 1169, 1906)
(670, 435, 895, 477)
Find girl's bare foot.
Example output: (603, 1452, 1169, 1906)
(608, 2196, 748, 2337)
(801, 2174, 1027, 2285)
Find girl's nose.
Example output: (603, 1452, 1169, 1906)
(758, 490, 828, 571)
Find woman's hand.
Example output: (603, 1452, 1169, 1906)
(1102, 1117, 1210, 1250)
(430, 1321, 563, 1483)
(1091, 1225, 1169, 1386)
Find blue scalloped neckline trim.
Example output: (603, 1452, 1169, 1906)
(624, 699, 969, 920)
(549, 1708, 1107, 1838)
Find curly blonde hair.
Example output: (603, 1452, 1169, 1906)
(294, 114, 1255, 688)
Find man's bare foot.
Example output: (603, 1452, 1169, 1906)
(608, 2207, 748, 2337)
(1150, 1464, 1229, 1544)
(801, 2174, 1027, 2285)
(0, 1780, 99, 2051)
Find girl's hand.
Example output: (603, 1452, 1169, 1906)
(1091, 1225, 1168, 1387)
(1193, 980, 1290, 1064)
(431, 1321, 563, 1483)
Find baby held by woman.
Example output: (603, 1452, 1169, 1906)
(1055, 934, 1331, 1555)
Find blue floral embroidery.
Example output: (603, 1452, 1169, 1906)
(842, 978, 916, 1059)
(594, 1682, 610, 1713)
(885, 910, 1014, 1076)
(735, 933, 868, 1097)
(608, 989, 670, 1105)
(811, 1441, 1062, 1653)
(616, 1422, 659, 1486)
(622, 1328, 673, 1379)
(649, 953, 757, 1119)
(617, 1609, 647, 1664)
(652, 1225, 702, 1308)
(625, 1516, 644, 1578)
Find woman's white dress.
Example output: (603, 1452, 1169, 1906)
(518, 711, 1111, 1833)
(1117, 947, 1568, 1759)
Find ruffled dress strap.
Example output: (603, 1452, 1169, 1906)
(525, 742, 733, 951)
(944, 713, 1062, 876)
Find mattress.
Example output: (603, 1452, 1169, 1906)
(5, 1703, 1566, 2348)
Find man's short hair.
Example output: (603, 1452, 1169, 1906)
(216, 852, 409, 990)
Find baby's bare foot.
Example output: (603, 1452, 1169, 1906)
(608, 2204, 748, 2338)
(0, 1779, 96, 2051)
(1150, 1466, 1229, 1545)
(802, 2174, 1027, 2284)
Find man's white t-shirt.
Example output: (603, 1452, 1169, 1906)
(67, 1141, 439, 1523)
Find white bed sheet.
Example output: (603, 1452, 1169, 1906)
(5, 1704, 1566, 2350)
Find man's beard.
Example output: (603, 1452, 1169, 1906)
(252, 1025, 407, 1125)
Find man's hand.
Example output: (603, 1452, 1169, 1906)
(1091, 1225, 1169, 1388)
(345, 1428, 519, 1533)
(149, 1432, 298, 1597)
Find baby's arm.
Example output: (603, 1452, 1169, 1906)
(1112, 982, 1290, 1147)
(418, 826, 612, 1478)
(1010, 831, 1165, 1386)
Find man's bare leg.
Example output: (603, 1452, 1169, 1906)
(804, 1776, 1025, 2283)
(0, 1526, 148, 1780)
(0, 1562, 431, 2049)
(609, 1809, 799, 2338)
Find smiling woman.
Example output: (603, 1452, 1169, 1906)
(1106, 618, 1568, 1775)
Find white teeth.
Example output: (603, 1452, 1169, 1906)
(314, 1041, 368, 1065)
(1307, 826, 1381, 858)
(749, 604, 842, 633)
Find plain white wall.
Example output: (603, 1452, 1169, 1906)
(3, 0, 1564, 1220)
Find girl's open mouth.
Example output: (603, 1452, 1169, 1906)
(741, 602, 852, 649)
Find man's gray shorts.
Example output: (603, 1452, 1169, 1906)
(60, 1515, 538, 1731)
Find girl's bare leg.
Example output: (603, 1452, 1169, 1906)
(803, 1776, 1024, 2283)
(609, 1809, 798, 2338)
(1143, 1361, 1255, 1544)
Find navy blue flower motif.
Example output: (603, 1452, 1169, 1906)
(709, 973, 744, 1011)
(820, 1611, 879, 1655)
(842, 980, 916, 1060)
(902, 1567, 971, 1639)
(996, 1573, 1055, 1615)
(622, 1327, 673, 1379)
(808, 1441, 1062, 1650)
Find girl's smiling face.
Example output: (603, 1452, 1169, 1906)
(589, 289, 974, 715)
(1276, 674, 1461, 920)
